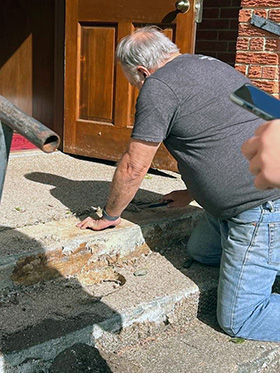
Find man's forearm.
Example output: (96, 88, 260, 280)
(105, 153, 148, 216)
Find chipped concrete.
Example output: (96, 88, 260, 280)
(0, 253, 199, 370)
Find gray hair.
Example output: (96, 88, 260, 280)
(116, 26, 179, 82)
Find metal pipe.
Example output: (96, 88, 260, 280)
(0, 121, 13, 199)
(0, 96, 60, 153)
(0, 96, 61, 201)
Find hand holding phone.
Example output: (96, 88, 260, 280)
(230, 83, 280, 120)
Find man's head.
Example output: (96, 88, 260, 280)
(116, 26, 180, 89)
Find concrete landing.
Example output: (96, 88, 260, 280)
(103, 316, 280, 373)
(0, 252, 200, 371)
(1, 150, 280, 372)
(0, 150, 206, 371)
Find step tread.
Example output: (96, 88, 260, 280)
(0, 252, 199, 360)
(104, 316, 280, 373)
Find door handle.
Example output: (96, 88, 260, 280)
(175, 0, 190, 13)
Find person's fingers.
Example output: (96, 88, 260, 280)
(162, 192, 175, 201)
(76, 217, 121, 231)
(76, 217, 93, 229)
(254, 121, 270, 136)
(166, 200, 183, 208)
(241, 136, 259, 161)
(254, 172, 272, 190)
(248, 154, 261, 176)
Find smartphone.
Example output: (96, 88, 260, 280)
(230, 83, 280, 121)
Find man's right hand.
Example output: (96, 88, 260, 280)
(163, 189, 193, 208)
(76, 216, 121, 231)
(242, 119, 280, 190)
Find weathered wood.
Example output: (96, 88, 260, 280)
(64, 0, 196, 171)
(0, 96, 60, 153)
(251, 14, 280, 37)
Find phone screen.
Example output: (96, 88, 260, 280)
(231, 84, 280, 120)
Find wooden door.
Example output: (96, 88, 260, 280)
(64, 0, 196, 170)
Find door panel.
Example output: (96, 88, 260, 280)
(79, 25, 116, 122)
(64, 0, 196, 170)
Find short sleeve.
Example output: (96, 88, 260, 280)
(131, 77, 179, 143)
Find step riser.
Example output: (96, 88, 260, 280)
(0, 211, 202, 290)
(1, 291, 199, 372)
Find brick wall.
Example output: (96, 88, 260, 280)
(235, 0, 280, 97)
(195, 0, 241, 66)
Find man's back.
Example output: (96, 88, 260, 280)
(132, 54, 280, 219)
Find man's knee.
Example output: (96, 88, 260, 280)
(186, 236, 221, 266)
(216, 309, 237, 337)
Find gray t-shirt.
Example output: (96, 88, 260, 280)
(131, 54, 280, 219)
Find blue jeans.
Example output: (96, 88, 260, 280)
(187, 199, 280, 342)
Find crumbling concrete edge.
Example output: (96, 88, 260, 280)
(1, 288, 199, 371)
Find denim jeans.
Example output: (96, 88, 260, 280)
(187, 199, 280, 342)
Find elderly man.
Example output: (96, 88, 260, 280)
(77, 27, 280, 342)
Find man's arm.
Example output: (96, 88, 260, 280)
(242, 119, 280, 190)
(76, 139, 160, 230)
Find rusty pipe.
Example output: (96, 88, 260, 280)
(0, 96, 60, 153)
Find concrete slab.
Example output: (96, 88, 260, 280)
(1, 150, 200, 228)
(0, 150, 202, 289)
(0, 252, 199, 371)
(102, 316, 280, 373)
(3, 151, 279, 373)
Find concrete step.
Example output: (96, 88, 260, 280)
(0, 206, 213, 372)
(101, 316, 280, 373)
(0, 206, 202, 290)
(0, 250, 208, 372)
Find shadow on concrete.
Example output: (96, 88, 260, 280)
(24, 171, 223, 328)
(0, 226, 119, 372)
(23, 171, 224, 333)
(25, 171, 166, 219)
(24, 172, 221, 329)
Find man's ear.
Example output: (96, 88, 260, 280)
(137, 66, 151, 79)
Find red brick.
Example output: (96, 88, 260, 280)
(236, 37, 250, 50)
(265, 39, 280, 51)
(239, 24, 269, 37)
(196, 40, 228, 52)
(242, 0, 280, 6)
(201, 19, 230, 29)
(196, 30, 218, 40)
(220, 8, 240, 19)
(248, 65, 262, 79)
(235, 65, 247, 75)
(250, 38, 264, 51)
(236, 52, 279, 64)
(253, 9, 268, 18)
(218, 30, 239, 40)
(262, 66, 279, 80)
(252, 80, 279, 95)
(239, 9, 252, 23)
(269, 9, 280, 23)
